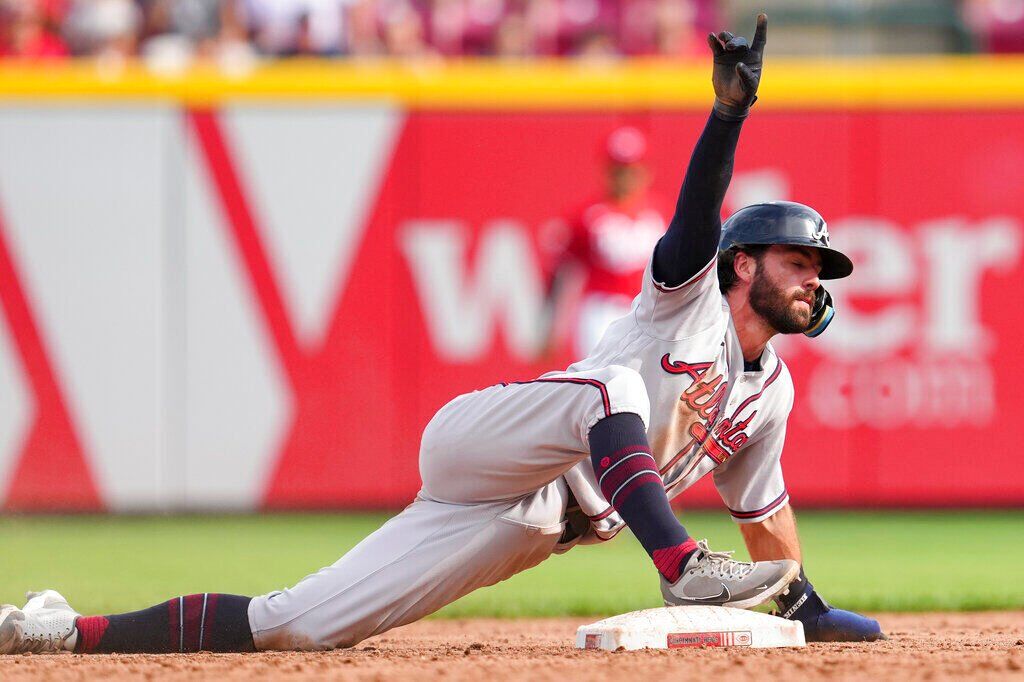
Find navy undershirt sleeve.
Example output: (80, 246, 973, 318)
(652, 111, 745, 288)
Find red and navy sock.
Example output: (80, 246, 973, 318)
(74, 594, 255, 654)
(589, 413, 699, 583)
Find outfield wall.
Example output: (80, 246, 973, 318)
(1, 59, 1023, 511)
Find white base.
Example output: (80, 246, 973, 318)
(576, 605, 806, 651)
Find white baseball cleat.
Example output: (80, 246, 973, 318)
(0, 590, 79, 654)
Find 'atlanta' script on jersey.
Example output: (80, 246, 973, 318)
(564, 255, 795, 526)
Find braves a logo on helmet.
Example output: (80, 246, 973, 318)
(813, 220, 830, 247)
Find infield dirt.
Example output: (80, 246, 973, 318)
(1, 612, 1022, 681)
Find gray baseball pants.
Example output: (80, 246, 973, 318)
(246, 365, 649, 650)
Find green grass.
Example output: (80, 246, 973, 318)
(1, 511, 1021, 616)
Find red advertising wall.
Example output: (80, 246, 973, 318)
(1, 98, 1021, 510)
(204, 108, 1024, 509)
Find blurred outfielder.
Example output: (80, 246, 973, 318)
(545, 125, 669, 357)
(0, 14, 884, 655)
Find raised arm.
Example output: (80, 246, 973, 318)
(652, 14, 767, 288)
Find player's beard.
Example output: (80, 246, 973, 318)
(748, 268, 812, 334)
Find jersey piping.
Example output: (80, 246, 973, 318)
(509, 377, 612, 418)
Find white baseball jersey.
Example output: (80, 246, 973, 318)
(562, 254, 793, 528)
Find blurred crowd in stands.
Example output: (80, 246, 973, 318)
(964, 0, 1024, 52)
(1, 0, 1023, 63)
(0, 0, 717, 63)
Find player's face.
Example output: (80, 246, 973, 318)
(748, 246, 822, 334)
(607, 163, 649, 200)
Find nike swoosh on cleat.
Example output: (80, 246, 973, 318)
(686, 584, 731, 602)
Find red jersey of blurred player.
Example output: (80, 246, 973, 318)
(547, 126, 669, 358)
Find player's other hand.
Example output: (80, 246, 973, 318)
(800, 607, 886, 643)
(777, 575, 886, 642)
(708, 13, 766, 120)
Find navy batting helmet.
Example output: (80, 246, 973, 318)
(719, 201, 853, 280)
(719, 201, 853, 338)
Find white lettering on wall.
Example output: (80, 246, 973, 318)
(817, 217, 917, 358)
(401, 204, 1022, 431)
(401, 219, 545, 362)
(725, 169, 790, 212)
(807, 216, 1021, 428)
(809, 358, 995, 429)
(920, 217, 1021, 353)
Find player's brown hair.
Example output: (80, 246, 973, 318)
(717, 244, 770, 294)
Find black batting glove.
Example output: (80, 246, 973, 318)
(708, 13, 767, 120)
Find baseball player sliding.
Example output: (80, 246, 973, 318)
(0, 14, 884, 655)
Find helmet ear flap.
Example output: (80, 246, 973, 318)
(804, 286, 835, 338)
